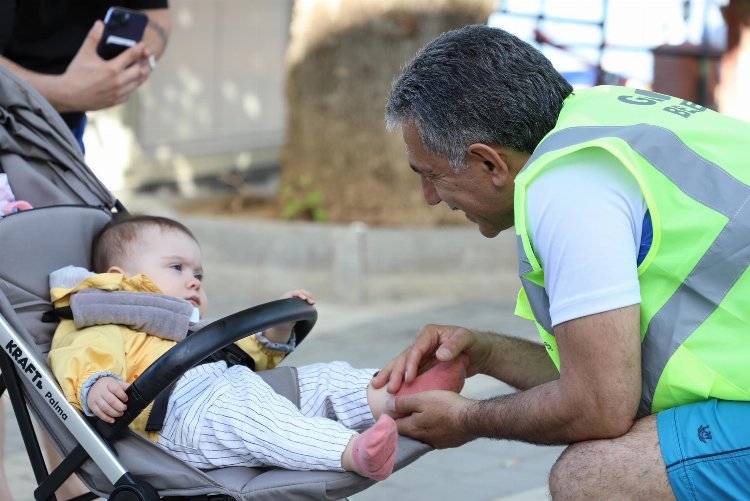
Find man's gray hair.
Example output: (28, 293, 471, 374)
(385, 24, 573, 171)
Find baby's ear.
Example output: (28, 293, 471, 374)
(107, 266, 125, 274)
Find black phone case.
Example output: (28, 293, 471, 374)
(96, 7, 148, 60)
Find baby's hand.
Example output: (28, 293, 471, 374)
(262, 289, 316, 345)
(87, 376, 130, 423)
(280, 289, 316, 305)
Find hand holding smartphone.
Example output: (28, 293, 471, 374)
(96, 7, 148, 60)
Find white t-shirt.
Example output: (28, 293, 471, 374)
(525, 148, 647, 327)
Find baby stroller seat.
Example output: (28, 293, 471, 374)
(0, 66, 430, 500)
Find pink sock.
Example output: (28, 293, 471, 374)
(397, 353, 469, 396)
(352, 414, 398, 481)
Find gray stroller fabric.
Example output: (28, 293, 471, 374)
(70, 288, 195, 342)
(0, 66, 431, 499)
(0, 68, 115, 209)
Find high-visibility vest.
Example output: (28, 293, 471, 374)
(514, 86, 750, 416)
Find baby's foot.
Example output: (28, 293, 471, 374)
(351, 415, 398, 480)
(397, 353, 469, 396)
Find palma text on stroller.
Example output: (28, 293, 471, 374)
(44, 391, 69, 420)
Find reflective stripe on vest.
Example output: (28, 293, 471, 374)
(517, 233, 553, 335)
(520, 124, 750, 416)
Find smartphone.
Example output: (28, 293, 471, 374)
(96, 7, 148, 60)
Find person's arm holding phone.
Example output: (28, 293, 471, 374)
(0, 6, 170, 114)
(0, 21, 148, 113)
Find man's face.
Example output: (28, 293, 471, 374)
(402, 124, 514, 238)
(117, 227, 208, 317)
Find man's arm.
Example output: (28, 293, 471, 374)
(472, 330, 559, 390)
(0, 21, 148, 113)
(390, 304, 641, 447)
(373, 323, 559, 394)
(470, 304, 641, 442)
(0, 6, 170, 113)
(0, 55, 79, 110)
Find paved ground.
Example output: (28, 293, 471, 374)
(2, 211, 563, 501)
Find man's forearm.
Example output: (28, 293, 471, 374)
(479, 331, 559, 390)
(462, 378, 633, 445)
(464, 315, 641, 445)
(0, 56, 70, 111)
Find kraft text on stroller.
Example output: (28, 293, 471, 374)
(5, 340, 69, 419)
(5, 340, 44, 389)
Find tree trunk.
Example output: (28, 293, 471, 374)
(281, 0, 495, 225)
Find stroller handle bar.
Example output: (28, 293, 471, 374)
(98, 298, 317, 439)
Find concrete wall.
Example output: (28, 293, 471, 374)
(183, 216, 521, 311)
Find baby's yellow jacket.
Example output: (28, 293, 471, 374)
(48, 272, 288, 442)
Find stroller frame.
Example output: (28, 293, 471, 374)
(0, 309, 127, 500)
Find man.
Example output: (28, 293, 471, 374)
(0, 1, 171, 151)
(373, 24, 750, 500)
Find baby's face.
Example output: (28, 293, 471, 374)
(120, 227, 207, 316)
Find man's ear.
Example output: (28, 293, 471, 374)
(467, 143, 510, 188)
(107, 266, 125, 275)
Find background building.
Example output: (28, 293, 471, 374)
(85, 0, 293, 195)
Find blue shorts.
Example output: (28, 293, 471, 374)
(657, 399, 750, 500)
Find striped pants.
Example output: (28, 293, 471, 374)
(157, 361, 377, 471)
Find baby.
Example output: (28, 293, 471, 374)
(49, 215, 468, 479)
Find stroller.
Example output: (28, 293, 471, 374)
(0, 66, 430, 500)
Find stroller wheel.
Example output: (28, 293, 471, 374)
(109, 481, 160, 500)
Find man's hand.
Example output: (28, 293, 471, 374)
(262, 289, 316, 344)
(388, 390, 476, 449)
(55, 20, 151, 112)
(371, 324, 494, 394)
(86, 376, 130, 423)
